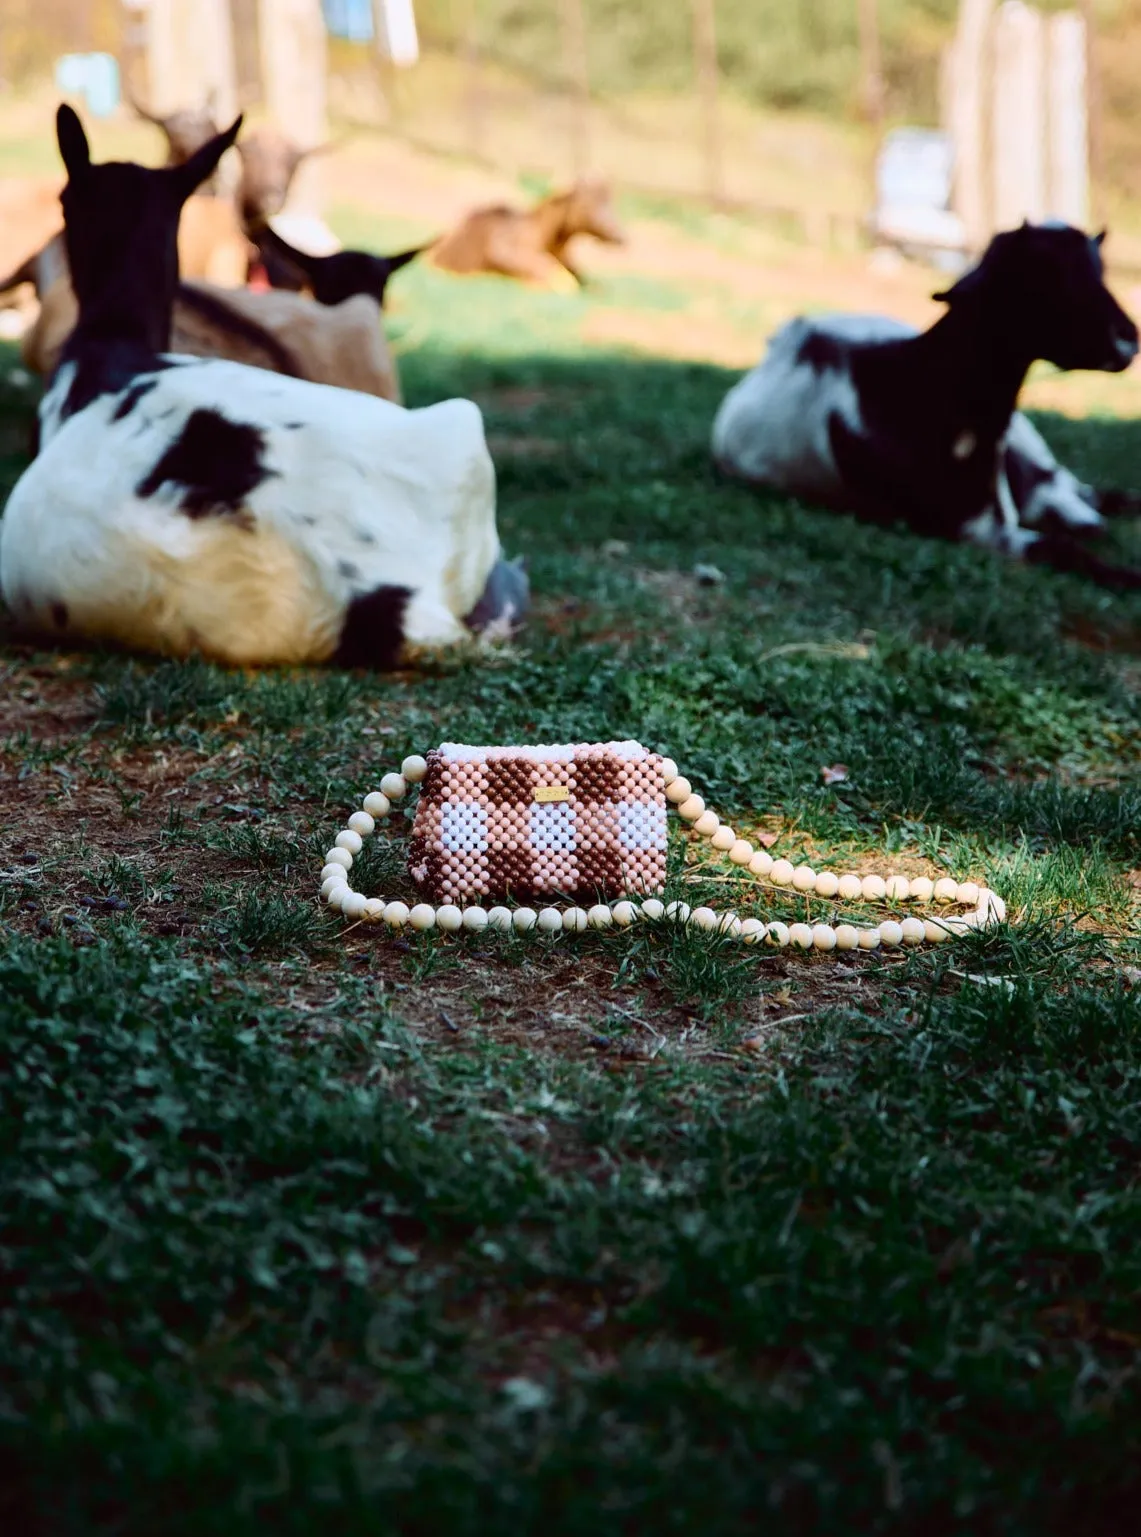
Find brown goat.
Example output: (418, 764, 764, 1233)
(428, 180, 625, 291)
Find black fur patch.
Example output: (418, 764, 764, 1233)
(59, 342, 177, 422)
(136, 410, 272, 518)
(337, 559, 361, 582)
(797, 330, 847, 372)
(1001, 440, 1055, 513)
(51, 601, 69, 629)
(112, 377, 159, 421)
(334, 585, 412, 670)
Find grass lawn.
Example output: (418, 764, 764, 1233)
(2, 243, 1141, 1535)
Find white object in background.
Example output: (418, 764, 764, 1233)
(991, 1, 1047, 228)
(268, 213, 342, 256)
(1046, 12, 1089, 229)
(373, 0, 420, 67)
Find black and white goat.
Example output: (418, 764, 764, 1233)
(0, 107, 527, 668)
(712, 223, 1141, 588)
(252, 221, 423, 306)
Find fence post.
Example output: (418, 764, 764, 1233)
(560, 0, 590, 180)
(991, 0, 1046, 229)
(257, 0, 328, 214)
(1078, 0, 1103, 228)
(949, 0, 995, 251)
(691, 0, 723, 205)
(461, 0, 487, 163)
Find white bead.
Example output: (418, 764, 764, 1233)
(341, 891, 368, 920)
(321, 874, 348, 900)
(900, 917, 926, 946)
(536, 907, 564, 934)
(857, 927, 881, 950)
(812, 923, 837, 951)
(347, 811, 375, 837)
(660, 758, 679, 786)
(321, 863, 348, 884)
(401, 755, 428, 783)
(977, 889, 1006, 924)
(879, 920, 903, 947)
(325, 847, 352, 870)
(740, 918, 766, 943)
(563, 907, 588, 932)
(487, 906, 513, 931)
(380, 772, 407, 800)
(924, 918, 953, 943)
(934, 877, 959, 904)
(587, 904, 613, 929)
(861, 874, 887, 901)
(814, 871, 839, 898)
(462, 907, 488, 931)
(690, 906, 718, 931)
(837, 873, 862, 900)
(665, 900, 691, 924)
(834, 924, 860, 951)
(749, 850, 774, 877)
(325, 883, 349, 910)
(612, 901, 637, 927)
(676, 794, 704, 821)
(729, 839, 753, 866)
(693, 811, 720, 837)
(792, 864, 817, 893)
(436, 904, 464, 933)
(710, 826, 736, 852)
(956, 881, 980, 906)
(640, 899, 665, 921)
(885, 875, 910, 902)
(719, 913, 742, 937)
(363, 898, 385, 921)
(335, 829, 363, 855)
(765, 921, 790, 947)
(363, 792, 391, 818)
(409, 904, 436, 930)
(512, 907, 537, 932)
(789, 922, 814, 950)
(770, 859, 795, 886)
(909, 876, 934, 903)
(383, 901, 410, 927)
(666, 776, 692, 804)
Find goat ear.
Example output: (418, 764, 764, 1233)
(932, 266, 982, 305)
(172, 114, 243, 199)
(57, 104, 91, 181)
(1095, 228, 1108, 247)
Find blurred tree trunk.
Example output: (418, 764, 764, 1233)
(257, 0, 328, 213)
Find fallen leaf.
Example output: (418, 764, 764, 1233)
(821, 763, 849, 785)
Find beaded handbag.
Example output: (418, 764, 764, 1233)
(319, 742, 1008, 953)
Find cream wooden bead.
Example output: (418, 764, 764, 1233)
(383, 900, 409, 927)
(325, 883, 349, 910)
(879, 920, 903, 948)
(956, 881, 980, 907)
(924, 918, 953, 943)
(676, 794, 704, 821)
(587, 904, 613, 929)
(812, 923, 837, 951)
(837, 873, 862, 900)
(858, 927, 881, 950)
(835, 924, 860, 951)
(537, 908, 564, 934)
(326, 846, 353, 869)
(363, 898, 385, 921)
(612, 901, 638, 927)
(788, 922, 814, 950)
(719, 913, 741, 937)
(347, 811, 375, 837)
(665, 900, 691, 924)
(934, 877, 959, 903)
(909, 876, 934, 903)
(363, 792, 391, 819)
(336, 829, 363, 855)
(765, 921, 790, 947)
(666, 777, 692, 805)
(861, 874, 887, 901)
(693, 811, 720, 837)
(815, 871, 839, 898)
(462, 907, 489, 931)
(710, 826, 736, 852)
(749, 850, 774, 877)
(563, 907, 588, 932)
(792, 864, 817, 893)
(770, 859, 795, 886)
(885, 875, 910, 902)
(380, 772, 407, 800)
(660, 758, 679, 785)
(342, 890, 369, 919)
(729, 839, 753, 866)
(512, 907, 538, 932)
(436, 904, 464, 933)
(900, 917, 926, 946)
(401, 755, 428, 783)
(409, 904, 436, 931)
(641, 899, 665, 921)
(978, 890, 1006, 924)
(322, 863, 348, 884)
(691, 906, 718, 931)
(740, 918, 766, 943)
(321, 875, 347, 900)
(487, 906, 513, 931)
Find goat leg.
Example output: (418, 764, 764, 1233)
(1092, 486, 1141, 520)
(1025, 531, 1141, 590)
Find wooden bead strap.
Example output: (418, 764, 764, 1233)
(318, 753, 1007, 952)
